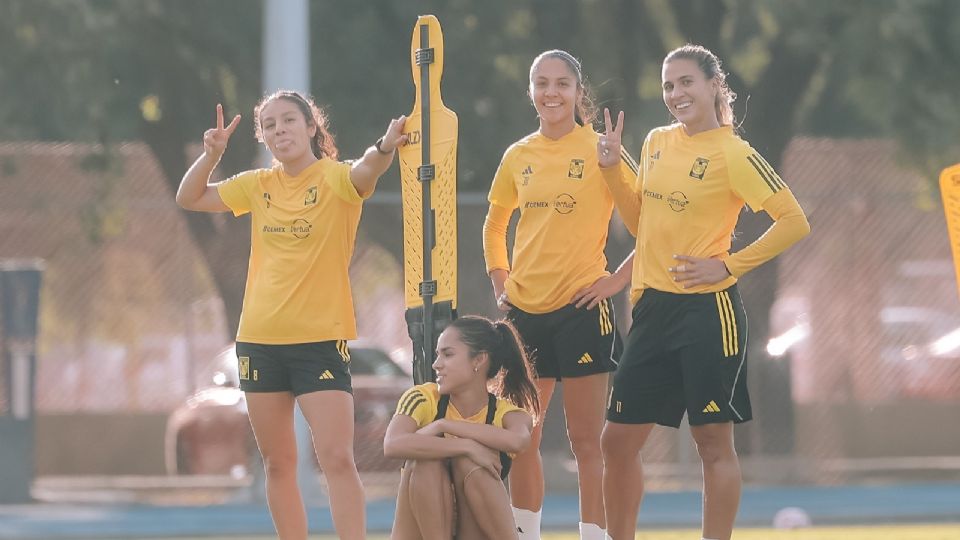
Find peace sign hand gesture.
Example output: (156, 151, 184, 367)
(203, 104, 241, 161)
(597, 108, 624, 169)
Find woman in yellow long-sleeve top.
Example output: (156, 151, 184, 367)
(597, 45, 811, 540)
(483, 49, 637, 540)
(176, 91, 407, 540)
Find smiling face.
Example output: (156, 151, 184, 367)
(258, 97, 318, 164)
(433, 327, 486, 395)
(662, 58, 720, 135)
(529, 56, 580, 132)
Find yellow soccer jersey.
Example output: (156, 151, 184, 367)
(395, 382, 524, 431)
(487, 124, 638, 313)
(216, 158, 369, 344)
(629, 123, 788, 302)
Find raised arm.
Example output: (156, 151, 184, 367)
(349, 116, 408, 197)
(176, 104, 239, 213)
(598, 108, 641, 235)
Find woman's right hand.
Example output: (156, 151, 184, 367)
(597, 108, 624, 169)
(466, 440, 502, 478)
(490, 269, 512, 312)
(203, 104, 241, 161)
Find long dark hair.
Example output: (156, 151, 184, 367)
(253, 90, 339, 160)
(448, 316, 541, 419)
(529, 49, 597, 127)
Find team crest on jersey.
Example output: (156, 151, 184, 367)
(689, 157, 710, 180)
(567, 159, 585, 179)
(521, 165, 534, 186)
(304, 186, 318, 205)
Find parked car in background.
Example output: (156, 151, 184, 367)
(164, 345, 408, 476)
(768, 302, 960, 401)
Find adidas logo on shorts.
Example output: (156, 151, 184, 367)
(319, 370, 335, 380)
(577, 353, 594, 364)
(702, 400, 721, 413)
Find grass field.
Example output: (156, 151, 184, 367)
(137, 524, 960, 540)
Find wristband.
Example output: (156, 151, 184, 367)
(374, 137, 392, 155)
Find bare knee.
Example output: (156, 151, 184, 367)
(313, 441, 357, 474)
(408, 459, 447, 487)
(601, 426, 636, 465)
(261, 450, 298, 479)
(692, 426, 737, 465)
(451, 456, 497, 488)
(568, 426, 602, 463)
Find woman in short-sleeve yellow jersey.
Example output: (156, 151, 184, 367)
(176, 91, 408, 540)
(384, 316, 540, 540)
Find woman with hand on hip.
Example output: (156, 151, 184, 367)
(597, 45, 810, 540)
(484, 49, 637, 540)
(176, 90, 406, 540)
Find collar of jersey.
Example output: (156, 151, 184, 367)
(278, 158, 325, 183)
(676, 123, 733, 141)
(536, 123, 592, 144)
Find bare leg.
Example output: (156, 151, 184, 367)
(561, 373, 610, 527)
(298, 391, 365, 540)
(246, 392, 306, 540)
(600, 421, 655, 540)
(389, 465, 423, 540)
(508, 378, 555, 512)
(394, 460, 453, 540)
(691, 422, 740, 540)
(452, 456, 518, 540)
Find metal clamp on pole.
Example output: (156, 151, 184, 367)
(419, 280, 438, 297)
(418, 164, 436, 182)
(415, 48, 435, 65)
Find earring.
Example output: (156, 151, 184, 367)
(474, 366, 479, 373)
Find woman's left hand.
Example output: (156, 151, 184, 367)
(378, 115, 408, 153)
(668, 255, 730, 288)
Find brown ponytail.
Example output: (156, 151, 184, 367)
(448, 316, 541, 419)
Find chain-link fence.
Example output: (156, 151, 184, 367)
(2, 138, 957, 495)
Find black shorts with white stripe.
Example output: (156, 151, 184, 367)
(607, 284, 751, 427)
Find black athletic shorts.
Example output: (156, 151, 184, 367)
(606, 285, 751, 427)
(508, 298, 621, 381)
(235, 340, 353, 395)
